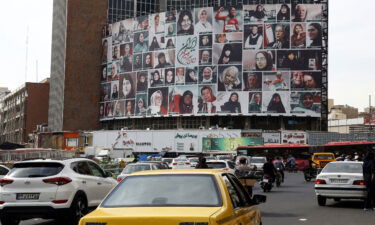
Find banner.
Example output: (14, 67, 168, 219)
(202, 137, 263, 151)
(281, 131, 307, 144)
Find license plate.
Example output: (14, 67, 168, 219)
(16, 193, 40, 200)
(330, 179, 348, 184)
(263, 179, 269, 182)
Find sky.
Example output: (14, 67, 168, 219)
(0, 0, 374, 111)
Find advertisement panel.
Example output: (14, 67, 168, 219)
(202, 137, 263, 151)
(262, 132, 281, 144)
(135, 132, 153, 152)
(281, 131, 307, 144)
(153, 131, 174, 153)
(101, 2, 323, 120)
(174, 132, 200, 153)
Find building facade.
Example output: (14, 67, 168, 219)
(0, 80, 50, 144)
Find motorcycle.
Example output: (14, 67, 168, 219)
(260, 174, 274, 192)
(285, 162, 298, 173)
(303, 167, 317, 181)
(275, 168, 282, 187)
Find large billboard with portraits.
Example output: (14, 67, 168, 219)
(100, 1, 324, 120)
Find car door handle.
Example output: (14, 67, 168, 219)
(82, 181, 86, 184)
(97, 182, 102, 185)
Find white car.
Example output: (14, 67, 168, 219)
(0, 158, 117, 225)
(188, 157, 199, 168)
(170, 158, 191, 169)
(206, 160, 236, 174)
(315, 161, 366, 206)
(117, 162, 165, 182)
(249, 157, 267, 171)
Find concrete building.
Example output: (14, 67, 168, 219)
(0, 80, 50, 144)
(329, 105, 358, 120)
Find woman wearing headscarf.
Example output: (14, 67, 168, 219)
(148, 90, 168, 115)
(277, 4, 290, 21)
(218, 44, 235, 64)
(363, 152, 375, 210)
(151, 70, 163, 87)
(177, 10, 194, 35)
(134, 32, 148, 53)
(292, 92, 319, 114)
(267, 93, 286, 113)
(252, 5, 267, 21)
(136, 97, 147, 116)
(255, 51, 274, 71)
(149, 36, 160, 51)
(249, 93, 262, 113)
(179, 91, 194, 114)
(195, 8, 212, 33)
(221, 92, 242, 113)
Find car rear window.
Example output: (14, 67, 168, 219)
(314, 154, 334, 160)
(207, 162, 226, 169)
(8, 162, 64, 178)
(122, 164, 151, 174)
(102, 174, 221, 207)
(322, 163, 362, 173)
(162, 159, 172, 163)
(251, 158, 266, 163)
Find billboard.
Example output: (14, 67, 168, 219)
(101, 2, 324, 120)
(202, 137, 263, 151)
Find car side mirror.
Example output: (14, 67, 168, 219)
(105, 171, 113, 178)
(252, 194, 266, 205)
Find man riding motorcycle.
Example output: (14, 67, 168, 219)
(273, 156, 285, 182)
(286, 154, 297, 171)
(263, 157, 277, 181)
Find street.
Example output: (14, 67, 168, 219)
(15, 171, 374, 225)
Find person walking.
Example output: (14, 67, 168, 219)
(363, 152, 375, 211)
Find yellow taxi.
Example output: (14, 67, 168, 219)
(79, 169, 266, 225)
(312, 152, 336, 169)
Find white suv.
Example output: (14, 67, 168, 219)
(0, 158, 117, 225)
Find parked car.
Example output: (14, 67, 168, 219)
(0, 165, 10, 178)
(315, 161, 366, 206)
(0, 158, 117, 225)
(188, 157, 199, 168)
(206, 160, 236, 174)
(161, 158, 173, 167)
(79, 170, 266, 225)
(249, 157, 267, 170)
(117, 162, 166, 182)
(170, 158, 191, 169)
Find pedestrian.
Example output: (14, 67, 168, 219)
(363, 152, 375, 211)
(195, 156, 208, 169)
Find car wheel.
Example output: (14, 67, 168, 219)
(0, 215, 20, 225)
(69, 194, 88, 224)
(317, 195, 326, 206)
(333, 198, 341, 202)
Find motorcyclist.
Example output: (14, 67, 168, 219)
(263, 157, 277, 181)
(286, 154, 296, 171)
(235, 157, 252, 177)
(273, 156, 285, 182)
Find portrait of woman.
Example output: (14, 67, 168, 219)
(112, 45, 120, 60)
(136, 72, 148, 92)
(198, 86, 217, 113)
(177, 10, 194, 35)
(218, 44, 241, 64)
(216, 34, 228, 43)
(110, 62, 119, 80)
(120, 74, 135, 99)
(149, 36, 161, 51)
(136, 97, 147, 116)
(243, 72, 261, 91)
(99, 103, 105, 118)
(244, 25, 263, 49)
(307, 23, 322, 47)
(280, 51, 300, 70)
(221, 92, 242, 113)
(166, 38, 175, 48)
(251, 5, 267, 21)
(166, 24, 176, 36)
(133, 54, 142, 70)
(165, 68, 175, 85)
(266, 24, 290, 49)
(102, 39, 109, 63)
(215, 7, 240, 32)
(125, 100, 135, 116)
(152, 14, 164, 34)
(143, 52, 153, 69)
(113, 100, 122, 117)
(134, 32, 148, 53)
(218, 65, 242, 91)
(101, 84, 111, 101)
(101, 65, 107, 82)
(120, 43, 132, 72)
(111, 83, 119, 99)
(175, 67, 185, 84)
(291, 24, 306, 47)
(277, 4, 290, 21)
(155, 52, 172, 68)
(179, 90, 194, 114)
(185, 68, 198, 84)
(267, 93, 286, 113)
(148, 89, 168, 115)
(292, 92, 319, 114)
(195, 8, 212, 33)
(105, 102, 114, 117)
(151, 70, 164, 87)
(166, 11, 176, 23)
(255, 51, 275, 71)
(200, 66, 215, 83)
(249, 92, 262, 113)
(200, 35, 212, 48)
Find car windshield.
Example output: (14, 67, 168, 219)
(8, 162, 64, 178)
(102, 174, 221, 207)
(207, 162, 226, 169)
(314, 154, 334, 160)
(251, 158, 266, 163)
(174, 158, 188, 162)
(322, 163, 362, 173)
(122, 164, 151, 174)
(162, 159, 172, 163)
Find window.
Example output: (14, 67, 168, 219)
(227, 174, 251, 206)
(66, 138, 78, 147)
(71, 161, 92, 175)
(222, 175, 241, 209)
(0, 166, 9, 175)
(88, 162, 106, 177)
(9, 163, 64, 178)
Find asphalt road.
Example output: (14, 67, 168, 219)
(255, 172, 374, 225)
(17, 172, 375, 225)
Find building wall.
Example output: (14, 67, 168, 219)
(25, 83, 50, 142)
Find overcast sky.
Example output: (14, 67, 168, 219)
(0, 0, 374, 111)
